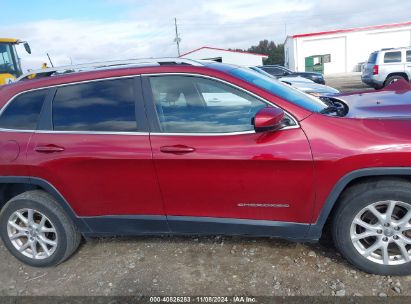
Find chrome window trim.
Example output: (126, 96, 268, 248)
(0, 73, 301, 136)
(0, 128, 149, 136)
(0, 75, 143, 135)
(35, 130, 149, 136)
(142, 72, 300, 136)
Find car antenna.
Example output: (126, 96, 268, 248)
(47, 53, 54, 67)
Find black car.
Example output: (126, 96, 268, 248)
(258, 65, 325, 84)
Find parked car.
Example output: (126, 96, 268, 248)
(0, 59, 411, 275)
(258, 64, 325, 84)
(362, 47, 411, 89)
(250, 67, 338, 96)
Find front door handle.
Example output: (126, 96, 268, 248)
(34, 145, 65, 153)
(160, 145, 196, 154)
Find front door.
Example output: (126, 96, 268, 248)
(143, 74, 314, 234)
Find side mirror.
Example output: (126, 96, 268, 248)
(253, 107, 285, 132)
(23, 42, 31, 54)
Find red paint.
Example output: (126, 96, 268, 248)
(150, 131, 314, 223)
(26, 133, 164, 216)
(1, 63, 411, 227)
(179, 46, 268, 58)
(254, 107, 284, 130)
(291, 21, 411, 39)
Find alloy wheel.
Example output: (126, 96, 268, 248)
(7, 208, 58, 259)
(350, 200, 411, 265)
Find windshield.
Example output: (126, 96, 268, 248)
(0, 43, 19, 76)
(228, 67, 328, 112)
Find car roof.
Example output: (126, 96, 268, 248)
(3, 60, 241, 96)
(378, 46, 410, 52)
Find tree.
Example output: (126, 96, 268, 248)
(231, 40, 284, 65)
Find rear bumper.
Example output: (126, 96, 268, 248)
(361, 75, 384, 89)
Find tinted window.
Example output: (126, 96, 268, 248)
(368, 52, 378, 64)
(149, 76, 267, 133)
(407, 50, 411, 62)
(53, 79, 137, 132)
(384, 51, 402, 63)
(262, 67, 286, 76)
(0, 89, 47, 130)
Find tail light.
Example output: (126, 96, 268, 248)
(373, 65, 379, 75)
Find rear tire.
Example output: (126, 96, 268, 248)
(0, 190, 81, 267)
(332, 179, 411, 275)
(384, 75, 406, 87)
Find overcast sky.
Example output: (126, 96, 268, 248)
(2, 0, 411, 70)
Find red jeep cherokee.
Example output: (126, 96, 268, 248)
(0, 59, 410, 275)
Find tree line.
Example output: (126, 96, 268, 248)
(230, 40, 284, 65)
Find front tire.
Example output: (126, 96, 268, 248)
(0, 190, 81, 267)
(332, 179, 411, 275)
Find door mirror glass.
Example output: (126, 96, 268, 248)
(23, 42, 31, 54)
(253, 107, 285, 132)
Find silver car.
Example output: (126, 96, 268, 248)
(250, 67, 339, 96)
(362, 47, 411, 89)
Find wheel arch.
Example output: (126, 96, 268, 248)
(307, 167, 411, 240)
(385, 72, 409, 85)
(0, 176, 90, 233)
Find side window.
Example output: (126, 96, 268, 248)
(384, 51, 402, 63)
(263, 67, 285, 76)
(0, 89, 47, 130)
(52, 79, 137, 132)
(149, 76, 267, 133)
(406, 50, 411, 63)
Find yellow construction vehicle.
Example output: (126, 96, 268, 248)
(0, 38, 31, 86)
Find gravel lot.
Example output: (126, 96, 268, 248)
(1, 74, 410, 298)
(325, 72, 371, 92)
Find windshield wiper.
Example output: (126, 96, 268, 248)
(320, 105, 348, 117)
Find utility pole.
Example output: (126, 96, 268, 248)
(174, 17, 181, 56)
(284, 22, 287, 39)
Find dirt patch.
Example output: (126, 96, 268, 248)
(1, 235, 410, 296)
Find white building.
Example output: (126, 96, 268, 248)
(180, 46, 268, 66)
(285, 21, 411, 75)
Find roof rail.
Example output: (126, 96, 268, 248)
(17, 58, 203, 81)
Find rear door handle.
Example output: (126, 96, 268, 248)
(160, 145, 196, 154)
(34, 145, 65, 153)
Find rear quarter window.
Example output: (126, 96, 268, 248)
(407, 50, 411, 62)
(0, 89, 47, 130)
(384, 51, 402, 63)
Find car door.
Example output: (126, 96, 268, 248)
(142, 74, 314, 235)
(0, 89, 49, 177)
(406, 50, 411, 79)
(26, 77, 167, 233)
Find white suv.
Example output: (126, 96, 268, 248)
(362, 47, 411, 89)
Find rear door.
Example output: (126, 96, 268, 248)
(143, 74, 314, 234)
(383, 51, 405, 75)
(0, 89, 49, 177)
(26, 77, 167, 233)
